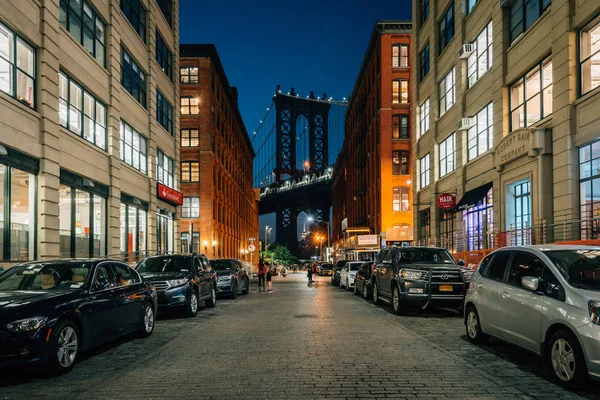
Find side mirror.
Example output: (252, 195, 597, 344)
(94, 277, 110, 291)
(457, 259, 465, 266)
(521, 276, 540, 292)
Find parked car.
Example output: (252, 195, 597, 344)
(340, 261, 362, 290)
(319, 263, 334, 276)
(0, 259, 157, 374)
(465, 245, 600, 387)
(331, 260, 348, 286)
(137, 254, 216, 317)
(354, 261, 374, 299)
(210, 259, 250, 299)
(371, 246, 467, 314)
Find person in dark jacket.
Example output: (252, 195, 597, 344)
(258, 259, 266, 292)
(307, 263, 313, 284)
(266, 262, 273, 293)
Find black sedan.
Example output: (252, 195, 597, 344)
(0, 259, 157, 374)
(354, 261, 374, 299)
(136, 254, 217, 317)
(210, 259, 250, 298)
(319, 263, 334, 276)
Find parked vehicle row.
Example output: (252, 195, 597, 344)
(0, 254, 250, 375)
(334, 244, 600, 388)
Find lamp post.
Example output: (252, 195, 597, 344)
(307, 216, 331, 262)
(264, 226, 272, 251)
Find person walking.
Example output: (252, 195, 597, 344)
(307, 263, 313, 284)
(312, 262, 319, 283)
(258, 258, 266, 293)
(266, 262, 273, 293)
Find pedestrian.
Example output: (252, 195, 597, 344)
(258, 258, 266, 293)
(266, 262, 273, 293)
(307, 263, 313, 284)
(312, 262, 319, 283)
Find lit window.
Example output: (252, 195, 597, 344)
(580, 16, 600, 96)
(392, 79, 409, 104)
(181, 129, 199, 147)
(393, 187, 410, 212)
(510, 57, 552, 130)
(59, 0, 106, 66)
(438, 2, 454, 54)
(467, 102, 493, 161)
(120, 121, 147, 173)
(181, 161, 200, 183)
(392, 150, 410, 175)
(467, 23, 493, 88)
(121, 0, 146, 41)
(420, 154, 430, 189)
(419, 99, 430, 137)
(0, 22, 35, 108)
(392, 114, 409, 139)
(392, 44, 409, 68)
(439, 67, 455, 116)
(181, 96, 199, 115)
(509, 0, 551, 43)
(156, 150, 174, 188)
(156, 30, 172, 80)
(439, 133, 455, 177)
(419, 43, 430, 82)
(120, 203, 147, 255)
(181, 66, 199, 84)
(121, 47, 146, 107)
(182, 197, 200, 218)
(156, 89, 173, 134)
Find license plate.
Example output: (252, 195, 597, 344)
(439, 285, 453, 292)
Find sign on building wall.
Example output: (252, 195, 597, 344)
(157, 183, 183, 205)
(436, 193, 456, 210)
(357, 235, 379, 246)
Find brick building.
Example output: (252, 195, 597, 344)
(179, 45, 258, 262)
(332, 21, 414, 259)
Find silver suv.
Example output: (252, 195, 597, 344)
(464, 245, 600, 387)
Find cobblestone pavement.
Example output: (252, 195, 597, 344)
(0, 273, 598, 400)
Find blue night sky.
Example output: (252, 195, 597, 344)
(179, 0, 412, 242)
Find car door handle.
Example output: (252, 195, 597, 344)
(476, 283, 483, 288)
(501, 291, 509, 298)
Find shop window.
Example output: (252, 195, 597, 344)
(0, 22, 35, 108)
(580, 16, 600, 96)
(121, 47, 146, 107)
(439, 133, 456, 178)
(181, 129, 199, 147)
(393, 187, 410, 212)
(438, 2, 454, 54)
(156, 150, 174, 188)
(419, 208, 431, 244)
(181, 232, 199, 253)
(440, 210, 455, 251)
(59, 0, 106, 66)
(181, 161, 200, 183)
(467, 102, 493, 160)
(180, 96, 199, 115)
(419, 43, 430, 82)
(579, 140, 600, 239)
(392, 114, 409, 139)
(121, 0, 146, 41)
(157, 212, 173, 254)
(506, 179, 531, 245)
(156, 89, 173, 134)
(419, 153, 430, 189)
(181, 66, 198, 84)
(392, 79, 409, 104)
(467, 23, 493, 88)
(120, 202, 147, 257)
(392, 44, 409, 68)
(120, 121, 147, 173)
(510, 57, 552, 130)
(439, 67, 455, 116)
(59, 72, 106, 150)
(182, 196, 200, 218)
(156, 30, 172, 80)
(419, 99, 430, 137)
(420, 0, 429, 27)
(463, 187, 494, 251)
(392, 150, 409, 175)
(156, 0, 172, 26)
(509, 0, 552, 44)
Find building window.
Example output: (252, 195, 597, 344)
(438, 2, 454, 54)
(392, 44, 409, 67)
(392, 79, 409, 104)
(579, 140, 600, 239)
(463, 187, 493, 251)
(419, 208, 431, 244)
(467, 0, 478, 14)
(156, 150, 174, 188)
(121, 0, 146, 41)
(156, 212, 173, 254)
(467, 102, 493, 161)
(181, 232, 200, 253)
(419, 99, 430, 136)
(120, 121, 147, 173)
(439, 133, 455, 177)
(440, 210, 455, 251)
(419, 43, 430, 82)
(181, 66, 199, 84)
(420, 0, 430, 27)
(393, 187, 410, 212)
(467, 23, 493, 88)
(439, 68, 455, 116)
(392, 114, 409, 139)
(181, 96, 199, 115)
(181, 161, 200, 183)
(119, 202, 147, 256)
(506, 180, 531, 245)
(59, 0, 106, 66)
(392, 150, 409, 175)
(155, 30, 172, 80)
(59, 184, 106, 258)
(59, 72, 106, 150)
(156, 0, 172, 26)
(509, 0, 551, 43)
(0, 164, 36, 261)
(419, 154, 430, 189)
(510, 57, 552, 130)
(121, 47, 146, 107)
(0, 22, 35, 108)
(580, 16, 600, 96)
(156, 89, 173, 134)
(181, 129, 199, 147)
(182, 197, 200, 218)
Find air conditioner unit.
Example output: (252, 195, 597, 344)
(459, 44, 475, 59)
(457, 118, 475, 131)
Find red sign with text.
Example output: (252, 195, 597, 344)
(157, 183, 183, 205)
(436, 193, 456, 210)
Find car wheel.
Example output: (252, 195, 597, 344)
(346, 280, 351, 291)
(392, 286, 407, 315)
(548, 329, 588, 388)
(372, 282, 381, 305)
(47, 320, 80, 374)
(465, 306, 488, 344)
(185, 290, 199, 317)
(205, 285, 217, 308)
(242, 279, 250, 295)
(231, 283, 238, 299)
(363, 284, 369, 300)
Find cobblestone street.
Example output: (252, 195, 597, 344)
(0, 274, 598, 400)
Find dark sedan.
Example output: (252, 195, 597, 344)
(354, 261, 374, 299)
(331, 260, 348, 286)
(319, 263, 334, 276)
(0, 259, 157, 374)
(210, 259, 250, 298)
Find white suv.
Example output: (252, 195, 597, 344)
(464, 245, 600, 387)
(340, 262, 362, 291)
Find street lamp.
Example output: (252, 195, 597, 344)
(203, 240, 208, 253)
(307, 216, 331, 262)
(265, 226, 272, 250)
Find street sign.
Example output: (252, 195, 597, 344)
(248, 244, 256, 253)
(436, 193, 456, 210)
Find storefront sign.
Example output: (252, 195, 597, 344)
(357, 235, 379, 246)
(495, 129, 531, 167)
(157, 183, 183, 205)
(436, 194, 456, 210)
(341, 218, 348, 231)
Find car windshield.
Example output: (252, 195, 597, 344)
(210, 260, 234, 270)
(396, 249, 455, 264)
(0, 263, 92, 291)
(137, 257, 191, 273)
(349, 263, 361, 271)
(543, 250, 600, 291)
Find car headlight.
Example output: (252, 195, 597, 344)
(218, 275, 231, 282)
(461, 270, 474, 282)
(6, 316, 47, 332)
(400, 269, 424, 280)
(589, 300, 600, 325)
(350, 274, 355, 279)
(167, 279, 189, 287)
